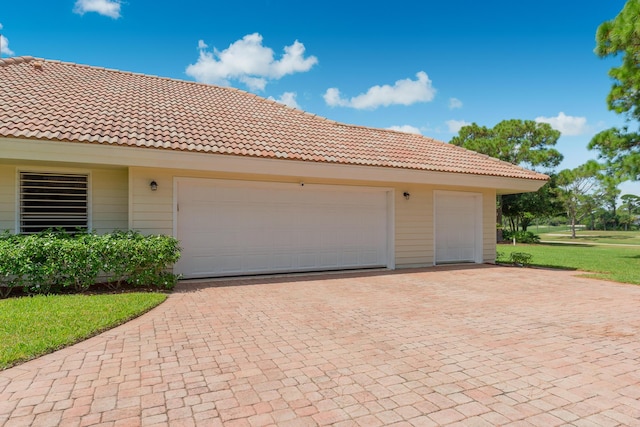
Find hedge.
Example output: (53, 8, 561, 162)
(0, 230, 181, 298)
(502, 230, 541, 244)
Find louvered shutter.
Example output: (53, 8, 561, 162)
(20, 172, 89, 234)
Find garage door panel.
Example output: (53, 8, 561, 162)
(341, 251, 359, 266)
(176, 180, 389, 278)
(273, 254, 294, 270)
(320, 252, 339, 267)
(361, 250, 381, 266)
(435, 192, 480, 264)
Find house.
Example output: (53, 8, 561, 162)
(0, 56, 548, 279)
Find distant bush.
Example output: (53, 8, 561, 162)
(547, 217, 567, 227)
(502, 230, 541, 244)
(0, 230, 180, 298)
(509, 252, 533, 267)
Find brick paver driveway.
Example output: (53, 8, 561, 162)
(1, 265, 639, 426)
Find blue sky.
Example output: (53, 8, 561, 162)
(1, 0, 637, 196)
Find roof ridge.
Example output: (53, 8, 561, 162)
(0, 56, 36, 67)
(15, 56, 350, 124)
(3, 55, 273, 101)
(0, 57, 445, 142)
(330, 121, 444, 145)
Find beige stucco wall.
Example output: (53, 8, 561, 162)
(128, 168, 175, 235)
(394, 186, 433, 267)
(0, 161, 497, 266)
(0, 159, 496, 266)
(394, 186, 496, 265)
(128, 167, 497, 268)
(0, 164, 16, 232)
(483, 188, 497, 263)
(0, 163, 128, 234)
(92, 168, 129, 233)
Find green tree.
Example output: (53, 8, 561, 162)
(450, 120, 563, 169)
(597, 172, 623, 228)
(589, 127, 639, 181)
(501, 177, 563, 232)
(590, 1, 640, 180)
(620, 193, 640, 230)
(595, 0, 640, 120)
(557, 161, 602, 238)
(450, 120, 563, 238)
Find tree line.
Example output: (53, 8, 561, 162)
(449, 0, 640, 239)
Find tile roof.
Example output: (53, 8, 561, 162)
(0, 56, 547, 181)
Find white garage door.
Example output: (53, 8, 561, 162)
(175, 179, 390, 278)
(435, 191, 482, 264)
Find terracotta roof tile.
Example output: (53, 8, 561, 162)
(0, 56, 547, 181)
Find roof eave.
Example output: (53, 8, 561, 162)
(0, 137, 547, 192)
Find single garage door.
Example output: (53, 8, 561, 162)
(175, 179, 390, 278)
(435, 191, 482, 264)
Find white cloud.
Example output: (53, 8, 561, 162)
(323, 71, 436, 109)
(0, 35, 11, 56)
(386, 125, 422, 135)
(73, 0, 121, 18)
(535, 112, 589, 136)
(0, 23, 13, 56)
(446, 119, 471, 133)
(323, 88, 344, 107)
(449, 97, 463, 110)
(268, 92, 300, 109)
(240, 76, 268, 91)
(186, 33, 318, 91)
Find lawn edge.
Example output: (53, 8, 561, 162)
(0, 293, 168, 371)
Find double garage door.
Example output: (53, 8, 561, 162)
(175, 179, 390, 278)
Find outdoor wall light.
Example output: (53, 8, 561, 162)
(403, 191, 410, 200)
(150, 180, 158, 191)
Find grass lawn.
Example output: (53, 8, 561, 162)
(529, 224, 578, 234)
(498, 243, 640, 285)
(537, 230, 640, 245)
(0, 292, 166, 370)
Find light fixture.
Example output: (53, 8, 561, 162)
(150, 180, 158, 191)
(403, 191, 410, 200)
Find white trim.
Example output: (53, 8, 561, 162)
(174, 177, 394, 193)
(127, 166, 133, 231)
(173, 177, 395, 275)
(433, 190, 483, 265)
(387, 190, 396, 270)
(13, 166, 18, 234)
(15, 165, 93, 233)
(88, 173, 93, 233)
(1, 138, 546, 194)
(172, 177, 178, 240)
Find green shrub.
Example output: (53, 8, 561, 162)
(20, 233, 65, 295)
(0, 234, 28, 298)
(117, 232, 182, 289)
(502, 230, 541, 244)
(99, 231, 136, 290)
(0, 230, 181, 298)
(510, 252, 533, 267)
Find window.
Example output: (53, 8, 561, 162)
(20, 172, 89, 234)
